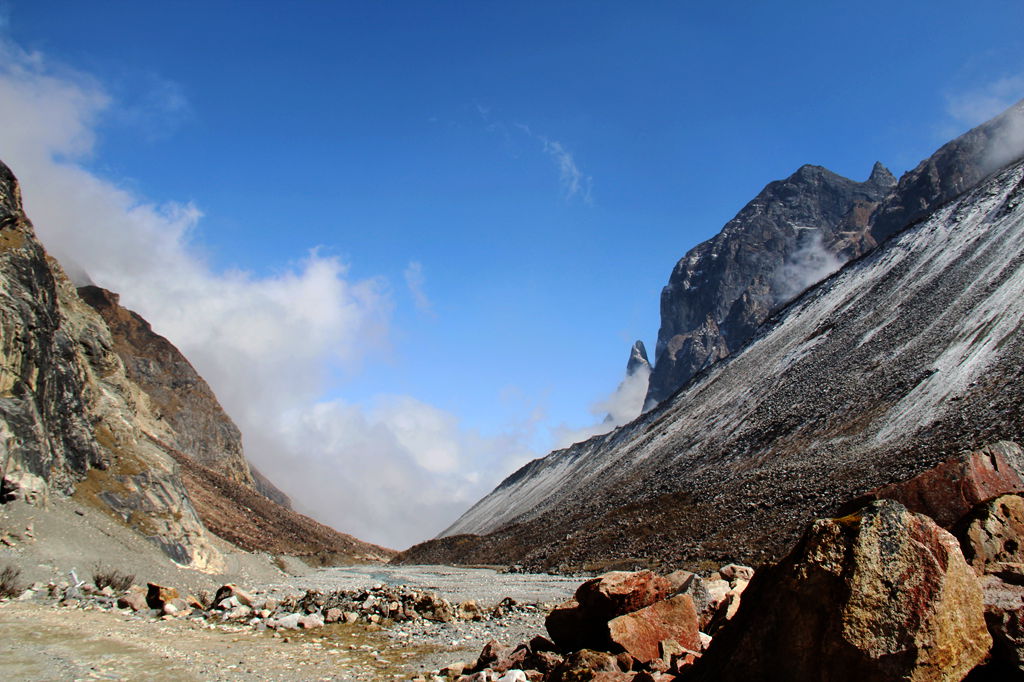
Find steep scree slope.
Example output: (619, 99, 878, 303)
(403, 155, 1024, 571)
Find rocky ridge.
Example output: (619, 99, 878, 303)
(76, 284, 292, 508)
(409, 102, 1024, 571)
(0, 159, 385, 569)
(644, 161, 896, 407)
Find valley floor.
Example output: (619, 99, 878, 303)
(0, 564, 581, 681)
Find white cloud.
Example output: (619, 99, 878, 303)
(404, 260, 434, 316)
(944, 76, 1024, 174)
(553, 363, 650, 449)
(0, 37, 537, 549)
(946, 75, 1024, 127)
(540, 137, 592, 203)
(773, 229, 844, 303)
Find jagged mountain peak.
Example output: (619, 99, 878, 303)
(648, 160, 893, 406)
(872, 97, 1024, 243)
(626, 340, 650, 376)
(868, 160, 897, 187)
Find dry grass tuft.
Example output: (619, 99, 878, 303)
(0, 564, 22, 597)
(91, 564, 135, 592)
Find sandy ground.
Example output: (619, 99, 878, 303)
(0, 496, 296, 593)
(0, 599, 420, 681)
(0, 498, 582, 680)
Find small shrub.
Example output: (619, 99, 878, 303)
(91, 564, 135, 592)
(195, 589, 212, 609)
(0, 564, 21, 598)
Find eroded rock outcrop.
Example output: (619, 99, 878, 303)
(0, 160, 223, 570)
(76, 284, 291, 508)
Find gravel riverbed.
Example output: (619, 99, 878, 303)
(267, 564, 582, 673)
(0, 563, 583, 680)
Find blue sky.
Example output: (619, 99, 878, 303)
(2, 1, 1023, 546)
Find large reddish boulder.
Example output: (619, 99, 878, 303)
(868, 441, 1024, 528)
(688, 500, 991, 682)
(575, 571, 672, 622)
(606, 594, 701, 663)
(547, 571, 672, 653)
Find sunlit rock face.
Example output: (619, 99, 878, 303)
(76, 284, 291, 509)
(0, 159, 223, 571)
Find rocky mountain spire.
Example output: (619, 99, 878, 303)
(626, 340, 650, 376)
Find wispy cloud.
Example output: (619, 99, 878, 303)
(0, 37, 536, 549)
(476, 106, 593, 203)
(514, 121, 593, 204)
(403, 260, 434, 316)
(945, 74, 1024, 127)
(540, 136, 592, 203)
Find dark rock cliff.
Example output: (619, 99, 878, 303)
(645, 162, 896, 407)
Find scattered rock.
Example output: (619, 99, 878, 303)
(117, 586, 147, 611)
(457, 600, 484, 621)
(717, 564, 754, 582)
(214, 583, 254, 608)
(145, 583, 179, 610)
(548, 649, 622, 682)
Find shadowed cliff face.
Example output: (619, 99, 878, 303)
(76, 284, 292, 510)
(645, 97, 1024, 410)
(645, 162, 896, 407)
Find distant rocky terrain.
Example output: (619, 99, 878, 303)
(0, 159, 389, 571)
(403, 98, 1024, 572)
